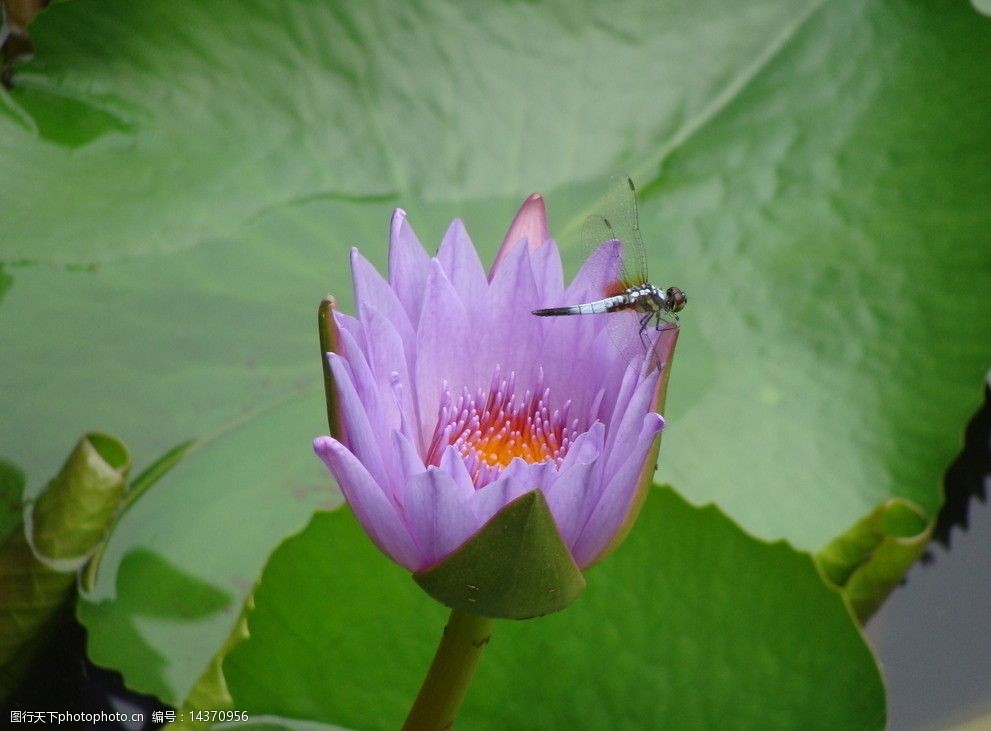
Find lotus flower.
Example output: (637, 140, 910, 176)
(313, 195, 676, 580)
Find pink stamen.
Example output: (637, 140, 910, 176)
(425, 368, 583, 488)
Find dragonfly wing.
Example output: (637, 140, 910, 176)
(581, 214, 624, 294)
(566, 174, 675, 375)
(573, 230, 624, 303)
(580, 175, 649, 290)
(603, 309, 648, 372)
(609, 175, 648, 285)
(604, 310, 677, 376)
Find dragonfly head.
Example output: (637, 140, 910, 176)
(665, 286, 687, 313)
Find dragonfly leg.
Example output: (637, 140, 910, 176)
(638, 312, 653, 352)
(654, 312, 678, 332)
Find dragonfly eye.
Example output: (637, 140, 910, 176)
(666, 287, 687, 312)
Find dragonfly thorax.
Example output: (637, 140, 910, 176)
(626, 284, 671, 314)
(624, 284, 688, 314)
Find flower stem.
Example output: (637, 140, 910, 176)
(402, 609, 494, 730)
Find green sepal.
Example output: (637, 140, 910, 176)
(815, 497, 931, 623)
(413, 490, 585, 620)
(317, 296, 344, 440)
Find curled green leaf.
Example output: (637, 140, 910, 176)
(0, 432, 129, 698)
(815, 497, 932, 623)
(29, 432, 130, 565)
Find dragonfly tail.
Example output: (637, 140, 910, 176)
(533, 306, 580, 316)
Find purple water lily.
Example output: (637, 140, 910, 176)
(314, 194, 676, 573)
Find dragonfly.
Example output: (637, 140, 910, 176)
(532, 175, 686, 373)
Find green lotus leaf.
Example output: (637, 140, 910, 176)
(224, 487, 885, 730)
(1, 0, 988, 718)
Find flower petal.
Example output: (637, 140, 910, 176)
(604, 368, 660, 478)
(545, 460, 598, 550)
(564, 239, 622, 305)
(583, 325, 631, 423)
(313, 436, 422, 570)
(500, 457, 557, 493)
(543, 424, 604, 548)
(558, 421, 605, 473)
(360, 302, 418, 446)
(571, 412, 665, 567)
(470, 475, 528, 526)
(404, 467, 480, 569)
(437, 218, 488, 321)
(440, 445, 477, 497)
(415, 260, 473, 443)
(335, 324, 404, 491)
(336, 325, 389, 434)
(392, 429, 426, 488)
(538, 240, 622, 407)
(529, 239, 565, 304)
(327, 353, 390, 496)
(389, 208, 431, 327)
(484, 242, 543, 385)
(490, 193, 549, 278)
(351, 247, 416, 353)
(333, 311, 367, 360)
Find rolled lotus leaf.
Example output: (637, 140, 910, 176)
(815, 497, 931, 623)
(0, 432, 129, 699)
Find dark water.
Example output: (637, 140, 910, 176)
(868, 383, 991, 730)
(868, 496, 991, 730)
